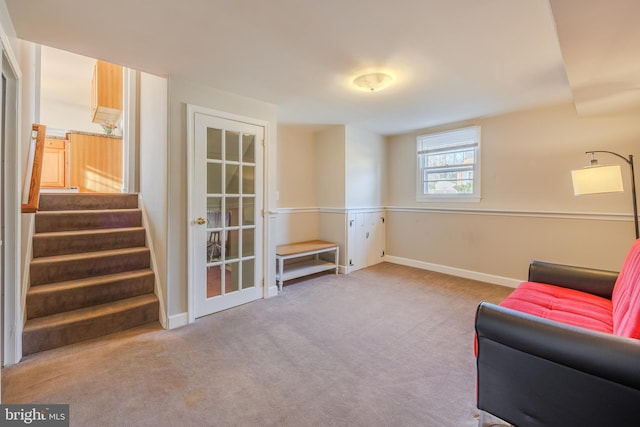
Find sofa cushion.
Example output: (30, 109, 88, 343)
(499, 281, 613, 334)
(612, 239, 640, 339)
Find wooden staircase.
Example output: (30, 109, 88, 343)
(23, 193, 159, 356)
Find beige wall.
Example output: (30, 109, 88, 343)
(345, 126, 386, 208)
(276, 124, 387, 268)
(275, 125, 320, 246)
(278, 123, 386, 211)
(274, 211, 321, 245)
(276, 124, 317, 208)
(319, 211, 349, 266)
(315, 126, 346, 208)
(386, 103, 640, 281)
(276, 124, 347, 255)
(167, 76, 277, 320)
(385, 210, 631, 282)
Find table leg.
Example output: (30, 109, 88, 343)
(278, 256, 284, 292)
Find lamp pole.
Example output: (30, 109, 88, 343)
(587, 150, 639, 239)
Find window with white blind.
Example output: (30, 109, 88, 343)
(416, 125, 481, 201)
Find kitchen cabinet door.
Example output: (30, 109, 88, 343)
(41, 138, 68, 188)
(91, 60, 123, 125)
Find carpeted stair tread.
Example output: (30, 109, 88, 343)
(30, 246, 150, 266)
(30, 247, 150, 286)
(32, 227, 146, 257)
(39, 193, 139, 211)
(24, 294, 158, 329)
(22, 294, 159, 356)
(35, 209, 142, 233)
(26, 269, 155, 319)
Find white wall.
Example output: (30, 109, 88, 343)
(386, 102, 640, 283)
(1, 1, 25, 367)
(19, 41, 37, 198)
(17, 42, 40, 328)
(139, 72, 168, 326)
(0, 0, 18, 58)
(167, 76, 277, 322)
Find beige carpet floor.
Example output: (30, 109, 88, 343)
(2, 262, 513, 427)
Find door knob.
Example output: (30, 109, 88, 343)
(195, 217, 206, 225)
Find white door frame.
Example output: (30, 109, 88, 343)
(186, 104, 269, 324)
(1, 37, 22, 367)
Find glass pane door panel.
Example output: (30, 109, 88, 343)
(242, 197, 255, 225)
(207, 197, 222, 212)
(225, 164, 240, 194)
(207, 163, 222, 194)
(207, 128, 222, 160)
(242, 165, 255, 194)
(225, 131, 240, 162)
(206, 266, 224, 298)
(242, 230, 255, 257)
(242, 135, 255, 163)
(206, 197, 222, 227)
(227, 229, 239, 260)
(206, 231, 223, 262)
(226, 197, 240, 227)
(227, 262, 239, 293)
(242, 260, 255, 289)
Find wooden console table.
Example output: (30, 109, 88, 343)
(276, 240, 339, 292)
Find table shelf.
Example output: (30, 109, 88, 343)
(276, 240, 339, 291)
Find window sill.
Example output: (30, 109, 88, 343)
(416, 195, 481, 203)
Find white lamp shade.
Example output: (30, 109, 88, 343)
(571, 164, 624, 195)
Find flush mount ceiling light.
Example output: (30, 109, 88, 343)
(352, 72, 394, 93)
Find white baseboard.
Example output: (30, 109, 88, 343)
(167, 312, 189, 329)
(384, 255, 521, 289)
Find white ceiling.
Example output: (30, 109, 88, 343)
(5, 0, 639, 135)
(550, 0, 640, 116)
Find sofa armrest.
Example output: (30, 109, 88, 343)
(528, 260, 618, 299)
(475, 302, 640, 427)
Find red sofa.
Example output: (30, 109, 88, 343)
(475, 239, 640, 427)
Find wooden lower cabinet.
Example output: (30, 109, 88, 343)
(68, 133, 123, 193)
(41, 138, 68, 188)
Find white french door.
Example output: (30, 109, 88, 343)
(190, 111, 264, 318)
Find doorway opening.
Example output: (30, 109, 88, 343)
(39, 46, 134, 194)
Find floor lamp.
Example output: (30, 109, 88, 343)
(571, 151, 639, 239)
